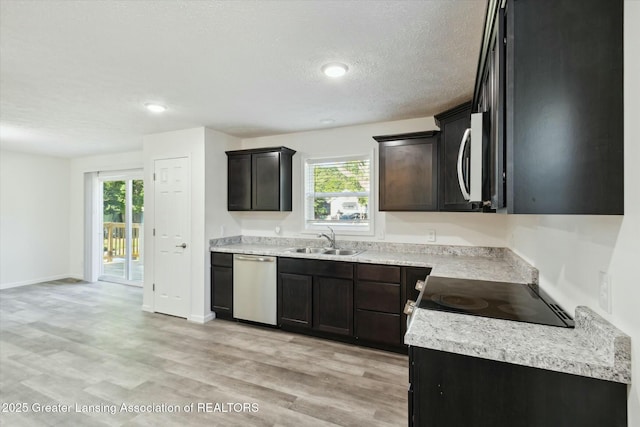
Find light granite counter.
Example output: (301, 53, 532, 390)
(405, 304, 631, 384)
(210, 235, 537, 284)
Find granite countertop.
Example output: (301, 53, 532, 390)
(210, 235, 537, 284)
(405, 304, 631, 384)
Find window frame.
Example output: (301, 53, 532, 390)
(302, 151, 375, 236)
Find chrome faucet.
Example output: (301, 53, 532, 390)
(318, 226, 336, 248)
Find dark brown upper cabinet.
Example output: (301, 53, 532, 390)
(226, 146, 295, 211)
(434, 102, 483, 212)
(374, 131, 439, 211)
(473, 0, 623, 215)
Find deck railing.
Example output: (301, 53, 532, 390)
(103, 222, 141, 261)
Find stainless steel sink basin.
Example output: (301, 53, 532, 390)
(287, 247, 326, 254)
(322, 249, 363, 256)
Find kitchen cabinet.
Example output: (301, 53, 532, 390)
(374, 131, 439, 211)
(278, 273, 313, 329)
(278, 257, 354, 337)
(211, 252, 429, 352)
(210, 253, 233, 318)
(355, 264, 402, 346)
(409, 347, 627, 427)
(434, 102, 482, 212)
(473, 0, 623, 214)
(355, 264, 431, 347)
(226, 146, 295, 211)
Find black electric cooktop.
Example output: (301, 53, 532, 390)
(418, 276, 574, 328)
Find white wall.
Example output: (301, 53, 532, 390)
(68, 151, 144, 279)
(507, 2, 640, 422)
(0, 150, 70, 288)
(237, 117, 508, 247)
(203, 128, 242, 316)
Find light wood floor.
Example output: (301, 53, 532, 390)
(0, 279, 408, 426)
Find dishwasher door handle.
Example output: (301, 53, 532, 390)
(234, 255, 275, 262)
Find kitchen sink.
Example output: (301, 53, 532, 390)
(287, 247, 327, 254)
(285, 247, 363, 256)
(322, 249, 362, 256)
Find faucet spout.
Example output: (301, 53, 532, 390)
(317, 226, 336, 248)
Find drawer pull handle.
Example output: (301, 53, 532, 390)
(415, 280, 425, 291)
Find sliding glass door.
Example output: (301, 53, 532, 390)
(99, 172, 144, 284)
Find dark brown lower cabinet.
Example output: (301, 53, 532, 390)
(277, 258, 354, 337)
(409, 347, 627, 427)
(314, 276, 353, 336)
(278, 273, 313, 329)
(354, 264, 402, 347)
(355, 309, 400, 346)
(211, 253, 233, 318)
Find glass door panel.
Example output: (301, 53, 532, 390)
(102, 180, 126, 280)
(100, 176, 144, 283)
(131, 179, 144, 282)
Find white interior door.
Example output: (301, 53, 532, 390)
(154, 157, 190, 318)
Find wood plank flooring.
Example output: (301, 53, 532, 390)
(0, 280, 408, 426)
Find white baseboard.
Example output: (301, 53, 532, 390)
(141, 304, 154, 313)
(189, 312, 215, 324)
(0, 274, 73, 290)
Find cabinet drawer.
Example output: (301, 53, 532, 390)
(356, 281, 400, 313)
(357, 264, 400, 283)
(355, 310, 401, 346)
(279, 257, 354, 279)
(211, 252, 233, 268)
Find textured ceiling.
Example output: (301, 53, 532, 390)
(0, 0, 486, 158)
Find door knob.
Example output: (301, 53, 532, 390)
(176, 243, 187, 248)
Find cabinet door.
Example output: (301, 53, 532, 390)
(379, 137, 438, 211)
(506, 0, 623, 214)
(278, 273, 313, 329)
(411, 347, 627, 427)
(227, 154, 252, 210)
(211, 266, 233, 317)
(252, 151, 280, 211)
(314, 276, 353, 336)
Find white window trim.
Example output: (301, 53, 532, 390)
(301, 151, 375, 236)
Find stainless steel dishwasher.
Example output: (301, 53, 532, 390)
(233, 254, 277, 325)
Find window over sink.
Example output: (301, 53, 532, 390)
(303, 153, 373, 235)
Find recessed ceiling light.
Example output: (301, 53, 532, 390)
(321, 63, 349, 78)
(145, 103, 166, 113)
(320, 118, 335, 124)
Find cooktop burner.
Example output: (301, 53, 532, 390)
(418, 277, 574, 328)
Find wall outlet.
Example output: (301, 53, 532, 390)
(220, 225, 225, 237)
(426, 229, 436, 242)
(275, 226, 281, 235)
(598, 271, 612, 314)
